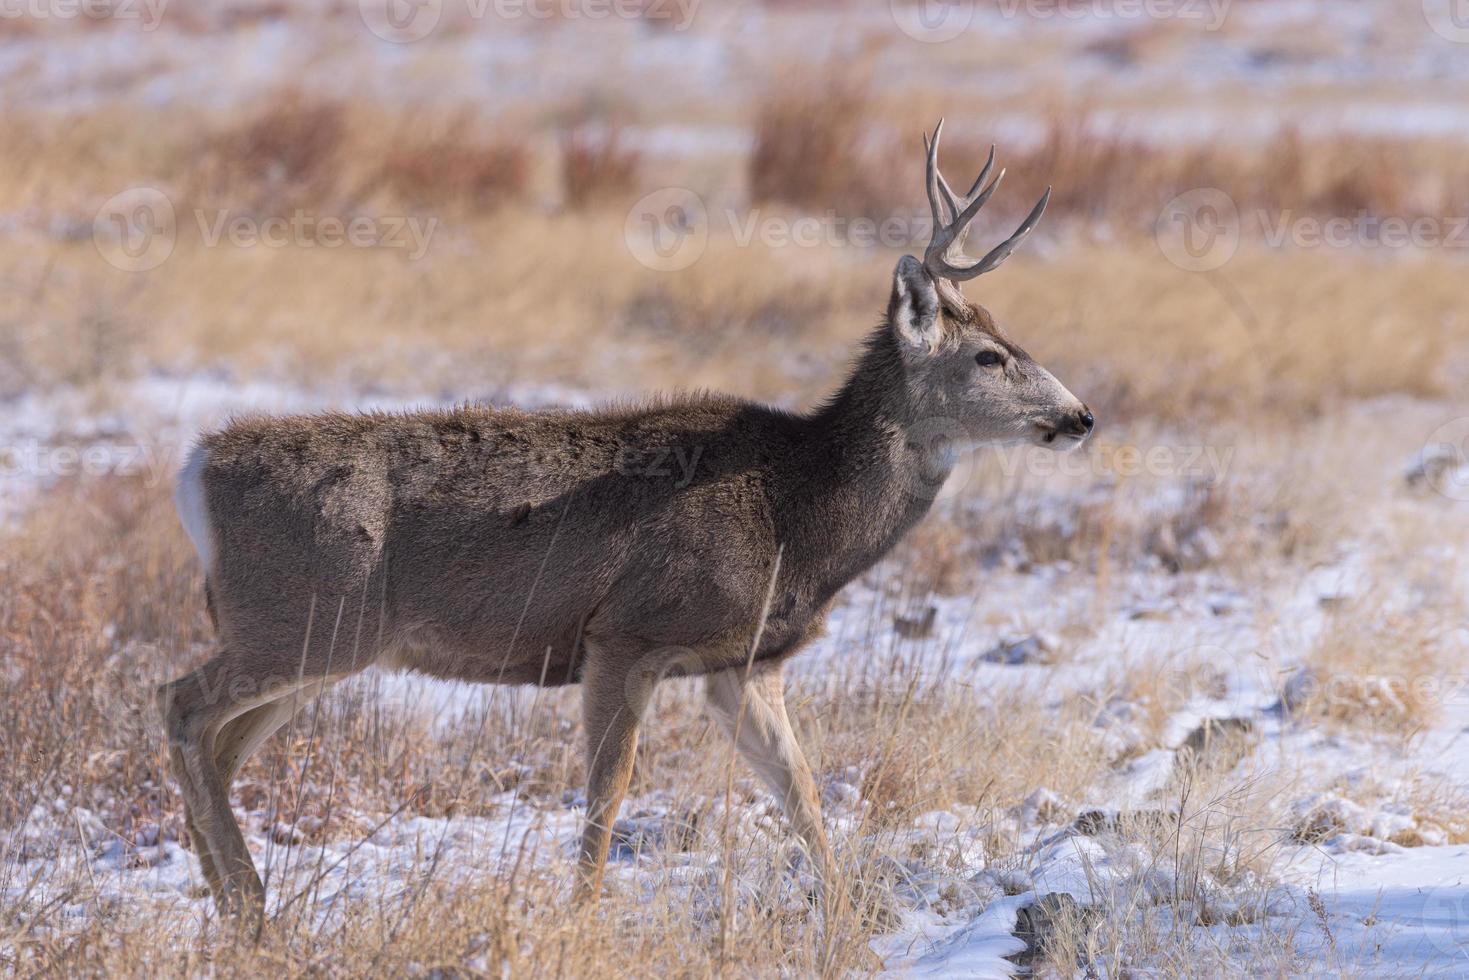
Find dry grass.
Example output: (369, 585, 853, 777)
(749, 80, 1469, 229)
(0, 98, 536, 222)
(1, 213, 1464, 425)
(1294, 608, 1452, 736)
(366, 113, 534, 216)
(560, 120, 642, 210)
(953, 115, 1469, 225)
(2, 92, 1466, 422)
(748, 69, 911, 219)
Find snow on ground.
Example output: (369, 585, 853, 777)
(5, 373, 1469, 974)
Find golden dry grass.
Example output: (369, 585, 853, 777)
(2, 90, 1466, 420)
(1, 212, 1464, 423)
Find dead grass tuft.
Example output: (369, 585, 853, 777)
(560, 120, 642, 210)
(368, 112, 533, 215)
(191, 92, 350, 213)
(1294, 610, 1446, 734)
(749, 70, 909, 219)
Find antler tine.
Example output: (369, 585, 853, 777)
(946, 165, 1003, 249)
(923, 121, 956, 228)
(960, 144, 997, 203)
(962, 186, 1051, 279)
(927, 127, 1000, 232)
(920, 119, 1050, 284)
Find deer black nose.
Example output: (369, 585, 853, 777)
(1062, 407, 1095, 438)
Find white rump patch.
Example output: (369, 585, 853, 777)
(174, 442, 215, 573)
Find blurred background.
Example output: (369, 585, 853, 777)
(6, 1, 1469, 973)
(3, 0, 1467, 421)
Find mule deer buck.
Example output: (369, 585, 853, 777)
(159, 120, 1093, 925)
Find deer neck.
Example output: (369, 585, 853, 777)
(787, 329, 952, 592)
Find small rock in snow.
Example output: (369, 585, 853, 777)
(982, 632, 1059, 665)
(1008, 893, 1097, 970)
(1406, 445, 1469, 495)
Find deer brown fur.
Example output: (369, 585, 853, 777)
(158, 122, 1093, 926)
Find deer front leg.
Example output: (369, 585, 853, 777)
(575, 647, 653, 902)
(705, 663, 839, 895)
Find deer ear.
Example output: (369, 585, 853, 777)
(889, 255, 942, 354)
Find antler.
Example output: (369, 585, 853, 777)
(922, 119, 1051, 296)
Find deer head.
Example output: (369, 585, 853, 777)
(888, 120, 1093, 450)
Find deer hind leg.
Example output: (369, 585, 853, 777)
(575, 643, 656, 901)
(158, 653, 324, 926)
(705, 664, 839, 895)
(167, 744, 221, 898)
(170, 697, 301, 906)
(214, 685, 324, 787)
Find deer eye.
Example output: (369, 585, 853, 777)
(975, 350, 1003, 368)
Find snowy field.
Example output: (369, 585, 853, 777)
(5, 370, 1469, 975)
